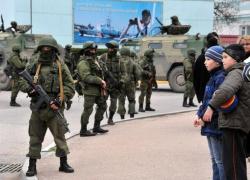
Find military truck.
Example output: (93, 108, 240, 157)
(121, 34, 205, 93)
(0, 31, 62, 90)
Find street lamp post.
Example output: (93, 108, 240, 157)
(30, 0, 32, 34)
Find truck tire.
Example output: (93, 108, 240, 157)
(0, 69, 11, 90)
(0, 50, 11, 90)
(168, 66, 185, 93)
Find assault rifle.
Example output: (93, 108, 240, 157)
(18, 69, 70, 133)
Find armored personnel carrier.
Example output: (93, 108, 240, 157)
(122, 34, 204, 93)
(0, 28, 60, 90)
(121, 17, 205, 92)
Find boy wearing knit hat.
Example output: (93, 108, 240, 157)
(203, 44, 250, 180)
(194, 45, 225, 180)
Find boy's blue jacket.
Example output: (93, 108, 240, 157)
(197, 67, 225, 137)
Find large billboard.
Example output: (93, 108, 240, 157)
(73, 0, 163, 44)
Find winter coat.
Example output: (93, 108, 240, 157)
(209, 63, 250, 134)
(197, 67, 225, 137)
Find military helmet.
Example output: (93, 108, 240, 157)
(105, 40, 119, 49)
(37, 37, 59, 52)
(82, 41, 97, 50)
(144, 48, 155, 57)
(119, 47, 130, 56)
(130, 50, 137, 58)
(187, 49, 196, 56)
(12, 44, 21, 52)
(11, 21, 17, 27)
(171, 16, 178, 20)
(65, 44, 72, 50)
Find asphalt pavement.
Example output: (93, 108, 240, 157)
(30, 112, 250, 180)
(0, 83, 199, 180)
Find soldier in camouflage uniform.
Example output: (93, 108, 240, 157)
(99, 40, 126, 125)
(138, 48, 156, 112)
(183, 49, 197, 107)
(20, 37, 75, 176)
(117, 47, 140, 118)
(7, 44, 26, 106)
(77, 41, 109, 136)
(64, 44, 74, 74)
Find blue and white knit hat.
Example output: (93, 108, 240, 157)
(205, 45, 224, 63)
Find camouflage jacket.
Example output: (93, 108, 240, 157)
(7, 52, 26, 78)
(77, 56, 104, 96)
(120, 55, 140, 84)
(140, 57, 156, 81)
(99, 53, 126, 88)
(183, 57, 194, 82)
(20, 57, 75, 105)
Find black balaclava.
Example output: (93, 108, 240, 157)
(39, 47, 57, 64)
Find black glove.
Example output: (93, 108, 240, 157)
(50, 97, 62, 108)
(27, 88, 38, 97)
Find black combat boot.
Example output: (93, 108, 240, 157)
(107, 111, 115, 125)
(182, 97, 190, 107)
(189, 98, 197, 107)
(93, 121, 109, 133)
(26, 158, 37, 177)
(139, 104, 145, 112)
(10, 98, 21, 107)
(145, 104, 155, 111)
(59, 156, 74, 173)
(130, 114, 134, 118)
(80, 125, 96, 137)
(120, 114, 125, 119)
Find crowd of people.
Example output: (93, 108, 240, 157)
(190, 32, 250, 180)
(6, 35, 158, 176)
(6, 19, 250, 179)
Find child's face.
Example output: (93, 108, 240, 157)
(222, 52, 237, 70)
(204, 58, 220, 72)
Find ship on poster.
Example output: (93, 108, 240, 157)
(73, 0, 163, 44)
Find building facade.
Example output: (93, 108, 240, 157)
(1, 0, 214, 46)
(215, 0, 250, 35)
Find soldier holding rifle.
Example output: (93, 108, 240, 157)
(138, 48, 157, 112)
(19, 37, 75, 176)
(77, 41, 109, 137)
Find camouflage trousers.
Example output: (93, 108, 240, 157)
(107, 88, 120, 113)
(81, 95, 107, 127)
(138, 80, 152, 105)
(117, 82, 136, 115)
(184, 81, 195, 99)
(10, 78, 21, 100)
(27, 107, 69, 159)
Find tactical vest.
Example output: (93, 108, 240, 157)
(31, 61, 62, 96)
(104, 53, 123, 80)
(87, 57, 104, 79)
(122, 56, 136, 82)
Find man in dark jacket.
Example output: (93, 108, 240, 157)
(193, 32, 219, 103)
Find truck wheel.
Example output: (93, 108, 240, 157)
(168, 66, 185, 93)
(0, 50, 11, 90)
(0, 69, 11, 90)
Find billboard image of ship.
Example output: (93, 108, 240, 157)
(73, 0, 163, 44)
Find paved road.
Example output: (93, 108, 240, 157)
(35, 112, 250, 180)
(0, 83, 198, 179)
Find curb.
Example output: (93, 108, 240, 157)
(21, 108, 196, 180)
